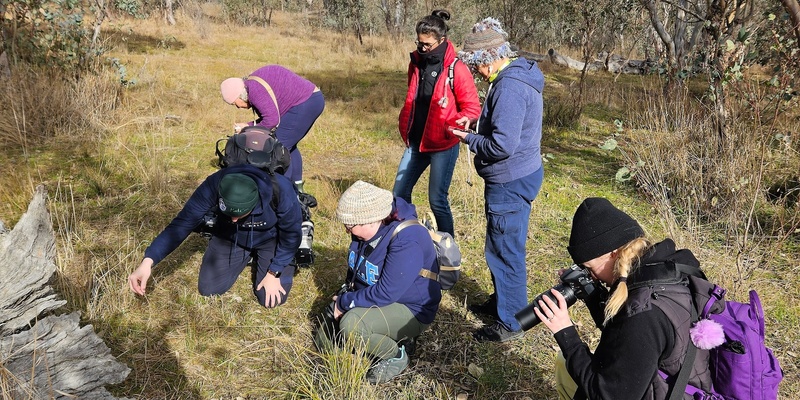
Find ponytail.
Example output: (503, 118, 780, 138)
(602, 237, 651, 326)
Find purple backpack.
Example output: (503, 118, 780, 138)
(663, 284, 784, 399)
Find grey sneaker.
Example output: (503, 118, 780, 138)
(366, 346, 409, 384)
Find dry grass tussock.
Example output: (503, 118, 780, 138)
(0, 8, 798, 399)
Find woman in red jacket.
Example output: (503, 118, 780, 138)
(394, 9, 481, 237)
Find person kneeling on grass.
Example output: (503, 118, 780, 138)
(128, 164, 302, 308)
(314, 180, 442, 384)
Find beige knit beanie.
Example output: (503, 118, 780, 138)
(336, 180, 394, 225)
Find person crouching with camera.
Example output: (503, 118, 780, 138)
(532, 197, 715, 399)
(314, 180, 442, 384)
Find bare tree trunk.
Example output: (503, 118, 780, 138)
(91, 0, 108, 53)
(164, 0, 176, 25)
(782, 0, 800, 44)
(640, 0, 677, 72)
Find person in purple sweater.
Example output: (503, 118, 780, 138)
(220, 65, 325, 189)
(315, 180, 442, 384)
(128, 164, 302, 308)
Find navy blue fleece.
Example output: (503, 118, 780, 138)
(465, 57, 544, 184)
(143, 164, 302, 275)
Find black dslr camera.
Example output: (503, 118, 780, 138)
(515, 264, 603, 331)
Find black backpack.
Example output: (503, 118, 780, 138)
(215, 125, 291, 175)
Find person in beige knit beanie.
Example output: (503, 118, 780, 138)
(315, 180, 442, 384)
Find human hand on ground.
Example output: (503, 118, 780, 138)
(129, 258, 154, 295)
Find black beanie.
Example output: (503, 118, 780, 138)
(567, 198, 644, 264)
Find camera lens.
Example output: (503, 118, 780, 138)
(515, 283, 579, 331)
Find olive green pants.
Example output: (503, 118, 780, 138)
(315, 303, 429, 360)
(556, 351, 579, 399)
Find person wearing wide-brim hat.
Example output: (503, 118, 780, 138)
(314, 180, 442, 384)
(128, 164, 302, 308)
(451, 17, 545, 342)
(534, 197, 719, 399)
(220, 65, 324, 192)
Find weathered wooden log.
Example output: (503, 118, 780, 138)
(0, 185, 65, 335)
(546, 48, 652, 75)
(516, 50, 547, 63)
(0, 313, 131, 399)
(0, 185, 130, 399)
(547, 49, 603, 72)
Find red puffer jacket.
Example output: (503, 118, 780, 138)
(398, 41, 481, 153)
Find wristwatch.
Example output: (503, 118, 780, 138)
(267, 269, 282, 278)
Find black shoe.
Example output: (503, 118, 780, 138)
(398, 336, 417, 357)
(473, 322, 524, 343)
(468, 294, 499, 319)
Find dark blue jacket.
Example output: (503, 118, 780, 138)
(466, 57, 544, 184)
(143, 165, 302, 275)
(337, 198, 442, 324)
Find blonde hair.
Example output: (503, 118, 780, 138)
(603, 237, 651, 326)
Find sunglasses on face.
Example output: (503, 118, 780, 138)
(415, 38, 442, 50)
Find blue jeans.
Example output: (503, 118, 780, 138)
(392, 144, 459, 236)
(198, 235, 295, 307)
(484, 167, 544, 331)
(274, 91, 325, 182)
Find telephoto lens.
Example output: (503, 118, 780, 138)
(296, 220, 315, 267)
(515, 283, 580, 331)
(515, 264, 596, 331)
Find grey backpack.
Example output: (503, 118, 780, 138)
(392, 219, 461, 290)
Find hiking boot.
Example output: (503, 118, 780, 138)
(468, 293, 499, 319)
(366, 346, 409, 384)
(473, 322, 524, 343)
(397, 336, 417, 357)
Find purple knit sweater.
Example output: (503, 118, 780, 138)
(245, 65, 317, 129)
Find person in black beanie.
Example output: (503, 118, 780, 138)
(530, 197, 717, 399)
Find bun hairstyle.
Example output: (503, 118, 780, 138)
(416, 9, 451, 40)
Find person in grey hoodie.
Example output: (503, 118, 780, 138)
(453, 17, 545, 342)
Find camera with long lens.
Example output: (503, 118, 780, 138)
(317, 283, 353, 348)
(515, 264, 602, 331)
(295, 220, 315, 267)
(294, 192, 318, 267)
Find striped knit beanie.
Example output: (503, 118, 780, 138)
(336, 180, 394, 225)
(458, 17, 517, 66)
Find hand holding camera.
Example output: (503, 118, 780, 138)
(515, 264, 608, 331)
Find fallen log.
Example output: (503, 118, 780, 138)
(0, 185, 130, 399)
(546, 48, 653, 75)
(547, 49, 604, 72)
